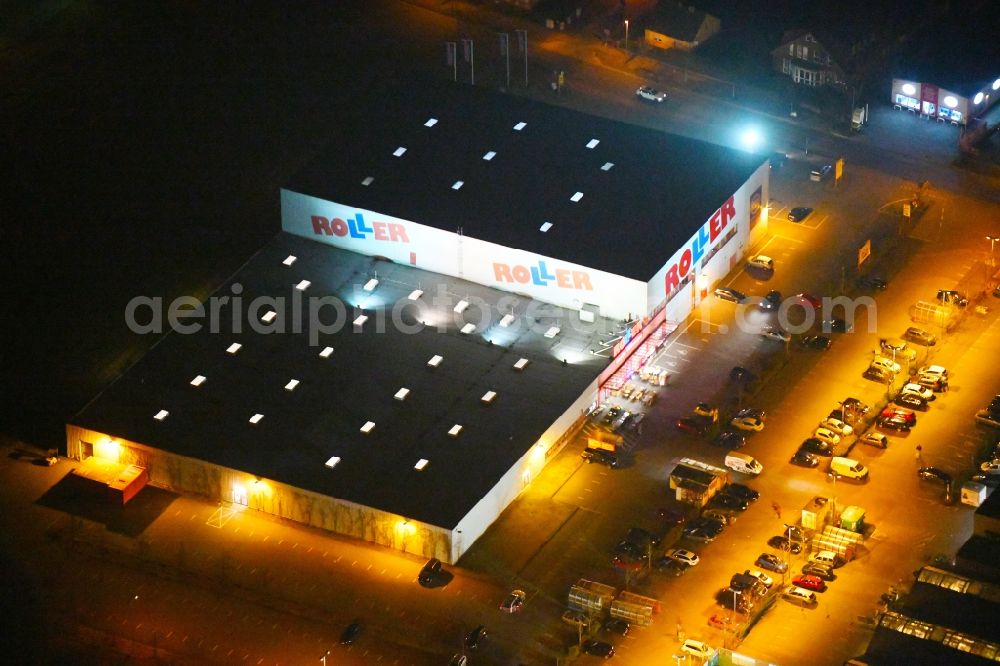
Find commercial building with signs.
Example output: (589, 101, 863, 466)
(68, 81, 768, 562)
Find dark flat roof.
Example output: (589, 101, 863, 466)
(74, 233, 612, 528)
(903, 582, 1000, 642)
(285, 80, 764, 281)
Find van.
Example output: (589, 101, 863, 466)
(783, 586, 817, 605)
(831, 456, 869, 480)
(725, 452, 763, 475)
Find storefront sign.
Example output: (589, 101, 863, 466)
(664, 196, 736, 294)
(493, 260, 593, 290)
(310, 213, 410, 243)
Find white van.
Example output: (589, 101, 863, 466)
(810, 550, 841, 568)
(725, 452, 763, 475)
(830, 456, 869, 480)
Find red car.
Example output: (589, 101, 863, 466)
(612, 555, 645, 571)
(795, 293, 822, 309)
(792, 574, 827, 592)
(880, 406, 917, 425)
(676, 417, 709, 435)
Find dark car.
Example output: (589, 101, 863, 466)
(788, 206, 813, 222)
(582, 640, 615, 658)
(654, 556, 690, 576)
(710, 493, 749, 512)
(801, 562, 836, 581)
(841, 398, 870, 415)
(822, 318, 853, 333)
(730, 366, 756, 383)
(465, 625, 487, 650)
(760, 290, 782, 310)
(418, 558, 453, 588)
(715, 287, 747, 303)
(937, 289, 968, 307)
(614, 540, 650, 561)
(657, 507, 686, 525)
(864, 366, 893, 382)
(902, 326, 936, 346)
(790, 450, 820, 467)
(768, 535, 803, 554)
(603, 618, 630, 636)
(676, 417, 709, 435)
(799, 438, 834, 456)
(723, 483, 760, 502)
(857, 275, 888, 290)
(800, 335, 832, 350)
(581, 448, 620, 468)
(714, 430, 746, 449)
(340, 619, 363, 645)
(625, 527, 661, 548)
(894, 393, 928, 411)
(918, 467, 952, 484)
(735, 407, 767, 422)
(878, 416, 911, 432)
(755, 552, 788, 573)
(683, 517, 725, 542)
(792, 575, 827, 592)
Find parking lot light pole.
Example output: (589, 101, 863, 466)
(986, 236, 1000, 267)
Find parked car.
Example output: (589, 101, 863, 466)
(702, 508, 736, 525)
(864, 365, 893, 382)
(562, 610, 590, 628)
(841, 398, 870, 415)
(581, 448, 620, 467)
(937, 289, 968, 307)
(614, 540, 649, 561)
(715, 287, 747, 303)
(714, 430, 746, 449)
(603, 618, 630, 636)
(340, 619, 363, 645)
(881, 407, 917, 425)
(902, 383, 935, 401)
(721, 483, 760, 502)
(499, 589, 526, 613)
(796, 292, 822, 308)
(731, 415, 765, 432)
(792, 574, 827, 592)
(857, 275, 888, 290)
(666, 548, 700, 566)
(676, 417, 709, 435)
(813, 428, 841, 446)
(860, 432, 889, 448)
(790, 450, 820, 467)
(903, 326, 937, 346)
(449, 655, 468, 666)
(636, 86, 667, 102)
(680, 639, 713, 659)
(800, 335, 832, 350)
(735, 407, 767, 421)
(810, 164, 832, 181)
(418, 558, 453, 588)
(880, 337, 917, 362)
(895, 393, 928, 411)
(709, 493, 748, 512)
(788, 206, 813, 222)
(802, 562, 836, 580)
(683, 517, 725, 542)
(783, 586, 818, 606)
(918, 365, 948, 379)
(693, 402, 719, 420)
(755, 552, 788, 573)
(655, 556, 690, 576)
(799, 438, 834, 456)
(767, 535, 803, 554)
(657, 507, 686, 525)
(917, 467, 952, 484)
(745, 569, 774, 589)
(761, 326, 791, 343)
(582, 640, 615, 658)
(870, 356, 901, 374)
(820, 417, 854, 437)
(465, 625, 488, 649)
(747, 255, 774, 271)
(878, 415, 912, 432)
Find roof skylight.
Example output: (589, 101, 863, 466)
(319, 346, 334, 358)
(544, 326, 561, 338)
(282, 255, 297, 267)
(601, 162, 614, 171)
(295, 280, 311, 291)
(513, 122, 526, 131)
(448, 424, 463, 437)
(154, 409, 169, 421)
(460, 323, 476, 334)
(393, 146, 407, 157)
(226, 342, 242, 354)
(360, 421, 375, 434)
(514, 357, 529, 370)
(249, 413, 264, 424)
(424, 117, 438, 127)
(481, 391, 497, 404)
(408, 289, 423, 301)
(570, 192, 584, 202)
(361, 176, 374, 186)
(395, 388, 410, 401)
(285, 379, 300, 391)
(454, 299, 469, 313)
(586, 139, 600, 149)
(414, 458, 429, 470)
(452, 180, 464, 190)
(483, 151, 496, 161)
(325, 456, 341, 468)
(190, 375, 206, 387)
(427, 354, 443, 367)
(539, 222, 552, 232)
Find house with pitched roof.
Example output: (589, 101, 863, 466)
(643, 1, 720, 51)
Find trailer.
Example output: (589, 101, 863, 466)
(568, 579, 616, 613)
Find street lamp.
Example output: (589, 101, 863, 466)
(827, 472, 840, 520)
(321, 651, 330, 665)
(624, 19, 629, 52)
(986, 235, 1000, 267)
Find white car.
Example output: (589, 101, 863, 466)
(666, 548, 700, 566)
(901, 383, 935, 401)
(636, 86, 667, 102)
(745, 569, 774, 589)
(680, 639, 713, 658)
(980, 461, 1000, 475)
(731, 416, 765, 432)
(919, 364, 948, 378)
(813, 427, 841, 446)
(820, 417, 853, 437)
(860, 432, 888, 448)
(761, 327, 791, 343)
(871, 357, 901, 374)
(747, 255, 774, 271)
(783, 585, 818, 605)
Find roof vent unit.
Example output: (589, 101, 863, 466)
(570, 192, 583, 202)
(319, 346, 334, 358)
(395, 388, 410, 401)
(414, 458, 429, 470)
(285, 379, 300, 391)
(353, 314, 369, 327)
(325, 456, 341, 468)
(190, 375, 206, 387)
(481, 391, 497, 404)
(513, 358, 529, 370)
(261, 310, 277, 323)
(539, 222, 553, 232)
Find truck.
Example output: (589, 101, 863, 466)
(567, 579, 616, 613)
(609, 591, 660, 626)
(587, 429, 624, 452)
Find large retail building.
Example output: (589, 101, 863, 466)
(68, 82, 769, 562)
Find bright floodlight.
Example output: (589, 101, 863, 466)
(741, 127, 762, 151)
(993, 78, 1000, 91)
(974, 92, 985, 104)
